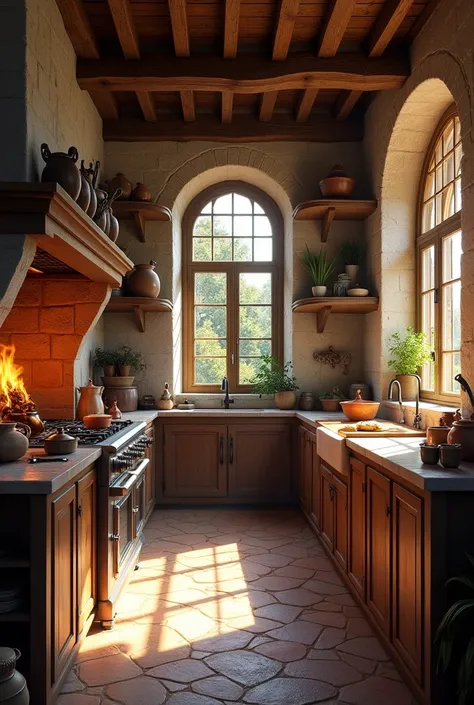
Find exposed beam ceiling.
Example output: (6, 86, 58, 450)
(318, 0, 357, 58)
(77, 53, 409, 94)
(222, 93, 233, 124)
(224, 0, 240, 59)
(368, 0, 416, 57)
(136, 92, 156, 122)
(260, 91, 279, 122)
(335, 90, 363, 120)
(407, 0, 443, 41)
(180, 90, 196, 122)
(89, 91, 119, 120)
(56, 0, 99, 59)
(272, 0, 300, 61)
(168, 0, 195, 122)
(295, 89, 319, 123)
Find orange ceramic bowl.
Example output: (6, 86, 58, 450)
(83, 414, 112, 429)
(339, 400, 380, 422)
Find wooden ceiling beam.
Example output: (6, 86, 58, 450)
(107, 0, 140, 59)
(90, 91, 119, 120)
(295, 89, 319, 123)
(222, 93, 233, 124)
(168, 0, 190, 57)
(77, 53, 409, 93)
(335, 90, 363, 120)
(103, 115, 364, 143)
(224, 0, 240, 59)
(136, 92, 157, 122)
(259, 91, 278, 122)
(273, 0, 300, 61)
(318, 0, 357, 58)
(368, 0, 415, 57)
(56, 0, 99, 59)
(180, 90, 196, 122)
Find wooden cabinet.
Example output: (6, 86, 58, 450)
(333, 473, 348, 571)
(348, 456, 366, 598)
(320, 463, 335, 551)
(229, 423, 292, 501)
(144, 422, 156, 517)
(310, 448, 320, 529)
(77, 469, 96, 635)
(163, 424, 227, 498)
(392, 483, 423, 680)
(298, 426, 314, 514)
(366, 466, 391, 636)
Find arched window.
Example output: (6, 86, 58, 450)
(418, 108, 462, 402)
(183, 182, 283, 393)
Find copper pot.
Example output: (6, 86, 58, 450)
(76, 379, 105, 420)
(41, 144, 81, 201)
(83, 414, 112, 429)
(448, 418, 474, 460)
(319, 165, 355, 198)
(109, 172, 132, 200)
(339, 389, 379, 421)
(127, 260, 161, 298)
(131, 182, 152, 201)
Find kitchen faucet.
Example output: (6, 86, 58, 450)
(405, 373, 422, 429)
(221, 376, 234, 409)
(387, 378, 404, 425)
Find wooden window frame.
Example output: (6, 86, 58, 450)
(182, 181, 283, 394)
(417, 105, 462, 405)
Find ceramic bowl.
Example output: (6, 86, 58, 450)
(319, 176, 355, 198)
(339, 399, 380, 421)
(102, 376, 135, 387)
(347, 288, 369, 297)
(83, 414, 112, 429)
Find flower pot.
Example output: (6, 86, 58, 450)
(345, 264, 359, 284)
(103, 365, 116, 378)
(275, 391, 296, 410)
(118, 365, 131, 377)
(312, 286, 327, 297)
(395, 374, 419, 402)
(319, 398, 341, 412)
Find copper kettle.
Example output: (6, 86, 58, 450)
(76, 379, 105, 420)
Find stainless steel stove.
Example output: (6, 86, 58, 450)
(29, 419, 135, 447)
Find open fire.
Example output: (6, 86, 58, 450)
(0, 344, 36, 420)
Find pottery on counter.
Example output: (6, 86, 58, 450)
(104, 387, 138, 413)
(101, 376, 135, 388)
(420, 443, 440, 465)
(131, 182, 152, 201)
(299, 392, 314, 411)
(439, 443, 462, 468)
(347, 288, 369, 297)
(339, 389, 380, 421)
(426, 426, 450, 446)
(44, 428, 78, 455)
(108, 399, 122, 419)
(7, 410, 44, 438)
(109, 172, 132, 200)
(275, 391, 296, 410)
(158, 383, 174, 410)
(0, 648, 29, 705)
(127, 260, 161, 298)
(83, 414, 112, 429)
(349, 382, 371, 400)
(319, 165, 355, 198)
(0, 422, 31, 463)
(448, 418, 474, 460)
(76, 379, 105, 420)
(41, 143, 81, 201)
(319, 398, 340, 412)
(333, 273, 352, 297)
(118, 365, 131, 377)
(103, 364, 116, 378)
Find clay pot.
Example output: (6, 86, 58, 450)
(104, 387, 138, 412)
(103, 208, 111, 237)
(320, 165, 355, 198)
(95, 209, 107, 232)
(0, 423, 31, 463)
(83, 414, 112, 429)
(275, 391, 296, 410)
(426, 426, 450, 445)
(448, 418, 474, 460)
(419, 443, 440, 465)
(345, 264, 360, 285)
(118, 365, 131, 377)
(319, 398, 341, 412)
(108, 211, 119, 242)
(299, 392, 314, 411)
(44, 428, 78, 455)
(103, 364, 116, 378)
(109, 172, 132, 200)
(77, 171, 91, 212)
(0, 648, 29, 705)
(339, 389, 380, 421)
(41, 143, 81, 201)
(131, 182, 152, 201)
(440, 410, 458, 427)
(108, 400, 122, 419)
(439, 443, 462, 468)
(127, 261, 161, 298)
(76, 379, 105, 420)
(312, 286, 327, 297)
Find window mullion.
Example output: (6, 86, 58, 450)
(435, 234, 442, 397)
(228, 267, 238, 392)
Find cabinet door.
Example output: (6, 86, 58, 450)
(320, 464, 334, 551)
(348, 457, 366, 598)
(392, 483, 423, 681)
(310, 445, 320, 529)
(333, 473, 348, 572)
(77, 469, 96, 636)
(299, 427, 314, 514)
(144, 424, 155, 516)
(228, 424, 292, 501)
(164, 424, 227, 497)
(367, 466, 391, 636)
(52, 484, 77, 683)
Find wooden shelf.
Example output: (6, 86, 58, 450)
(292, 296, 379, 333)
(113, 201, 172, 242)
(292, 199, 377, 242)
(105, 296, 173, 332)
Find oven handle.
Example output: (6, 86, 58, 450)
(109, 458, 149, 497)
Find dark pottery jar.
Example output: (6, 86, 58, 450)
(319, 165, 355, 198)
(439, 443, 462, 469)
(76, 170, 91, 212)
(0, 648, 29, 705)
(108, 211, 119, 242)
(104, 387, 138, 413)
(109, 172, 132, 200)
(127, 260, 161, 298)
(41, 144, 81, 201)
(419, 443, 440, 465)
(131, 182, 152, 201)
(448, 418, 474, 460)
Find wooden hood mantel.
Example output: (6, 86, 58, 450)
(0, 183, 133, 287)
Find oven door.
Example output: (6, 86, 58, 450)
(110, 459, 148, 577)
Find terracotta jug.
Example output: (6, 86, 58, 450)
(127, 261, 161, 298)
(41, 144, 81, 201)
(0, 423, 30, 463)
(448, 418, 474, 461)
(76, 379, 105, 420)
(109, 172, 132, 200)
(131, 182, 152, 201)
(108, 399, 122, 419)
(0, 648, 29, 705)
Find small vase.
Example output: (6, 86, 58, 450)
(312, 286, 327, 297)
(118, 365, 131, 377)
(108, 399, 122, 419)
(275, 391, 296, 410)
(345, 264, 359, 284)
(127, 261, 161, 298)
(131, 182, 152, 201)
(103, 365, 116, 378)
(299, 392, 314, 411)
(0, 648, 29, 705)
(0, 423, 31, 463)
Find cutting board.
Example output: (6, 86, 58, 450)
(318, 421, 426, 438)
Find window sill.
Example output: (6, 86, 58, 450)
(382, 400, 459, 412)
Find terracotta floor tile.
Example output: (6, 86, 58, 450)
(106, 675, 167, 705)
(285, 657, 362, 686)
(313, 626, 347, 649)
(337, 636, 390, 661)
(254, 640, 307, 662)
(243, 677, 337, 704)
(266, 620, 323, 645)
(205, 650, 282, 685)
(77, 653, 141, 686)
(192, 675, 244, 700)
(340, 676, 416, 705)
(339, 652, 378, 674)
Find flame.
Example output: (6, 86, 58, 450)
(0, 345, 31, 416)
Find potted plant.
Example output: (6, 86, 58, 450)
(436, 555, 474, 705)
(388, 326, 432, 400)
(116, 345, 146, 377)
(94, 348, 118, 377)
(301, 245, 335, 297)
(319, 387, 345, 412)
(341, 239, 365, 284)
(252, 355, 299, 410)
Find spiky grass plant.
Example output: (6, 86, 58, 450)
(301, 245, 335, 286)
(341, 239, 365, 266)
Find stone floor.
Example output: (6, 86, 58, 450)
(59, 509, 419, 705)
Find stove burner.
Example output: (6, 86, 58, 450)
(29, 419, 134, 447)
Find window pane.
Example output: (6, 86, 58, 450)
(196, 358, 226, 385)
(444, 152, 454, 183)
(423, 115, 462, 230)
(234, 238, 252, 261)
(421, 291, 435, 391)
(195, 272, 226, 305)
(193, 238, 212, 261)
(421, 246, 435, 291)
(455, 178, 462, 211)
(201, 201, 212, 214)
(442, 186, 455, 220)
(214, 193, 232, 213)
(195, 339, 226, 356)
(234, 215, 252, 238)
(442, 280, 461, 351)
(240, 306, 272, 338)
(422, 200, 434, 233)
(424, 172, 435, 199)
(455, 145, 462, 173)
(240, 273, 272, 304)
(455, 116, 461, 143)
(213, 238, 233, 261)
(442, 353, 461, 394)
(254, 216, 272, 237)
(435, 138, 442, 164)
(194, 215, 212, 237)
(239, 358, 262, 385)
(254, 202, 265, 214)
(239, 339, 271, 356)
(213, 215, 232, 237)
(195, 306, 226, 338)
(443, 119, 454, 153)
(254, 238, 273, 261)
(442, 231, 462, 282)
(234, 194, 252, 213)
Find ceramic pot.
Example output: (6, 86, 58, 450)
(83, 414, 112, 429)
(319, 398, 340, 412)
(87, 185, 97, 219)
(77, 171, 91, 212)
(127, 261, 161, 298)
(420, 443, 440, 465)
(131, 182, 152, 201)
(0, 423, 30, 463)
(439, 443, 462, 468)
(109, 173, 132, 200)
(103, 209, 111, 237)
(158, 398, 174, 410)
(312, 286, 327, 297)
(41, 144, 81, 201)
(118, 365, 131, 377)
(448, 419, 474, 460)
(426, 426, 450, 445)
(339, 389, 380, 421)
(108, 211, 119, 242)
(76, 379, 105, 420)
(103, 364, 116, 378)
(319, 165, 355, 198)
(95, 209, 107, 232)
(44, 428, 78, 455)
(395, 374, 419, 402)
(349, 382, 371, 400)
(104, 387, 138, 412)
(440, 410, 459, 427)
(107, 400, 122, 419)
(0, 648, 29, 705)
(345, 264, 360, 284)
(299, 392, 314, 411)
(333, 273, 351, 297)
(275, 391, 296, 410)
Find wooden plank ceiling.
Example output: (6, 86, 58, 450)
(56, 0, 439, 142)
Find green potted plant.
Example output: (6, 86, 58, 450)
(388, 326, 432, 400)
(116, 345, 146, 377)
(252, 355, 299, 410)
(301, 245, 335, 297)
(319, 387, 346, 412)
(341, 239, 365, 284)
(93, 348, 118, 377)
(436, 555, 474, 705)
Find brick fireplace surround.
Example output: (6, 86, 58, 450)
(0, 275, 109, 418)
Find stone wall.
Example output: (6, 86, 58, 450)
(104, 142, 371, 403)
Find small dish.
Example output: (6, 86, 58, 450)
(439, 443, 462, 469)
(347, 288, 369, 297)
(83, 414, 112, 429)
(420, 443, 440, 464)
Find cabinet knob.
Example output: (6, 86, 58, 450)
(77, 504, 83, 517)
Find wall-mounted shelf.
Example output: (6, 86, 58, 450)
(112, 201, 172, 242)
(292, 199, 377, 242)
(292, 296, 379, 333)
(105, 296, 173, 332)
